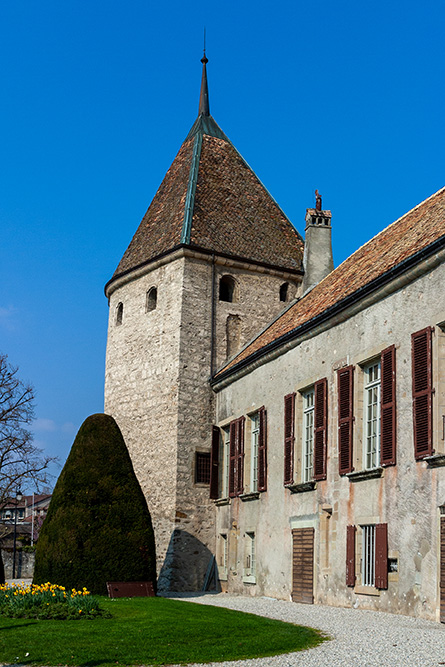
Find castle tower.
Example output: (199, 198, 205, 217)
(104, 54, 304, 591)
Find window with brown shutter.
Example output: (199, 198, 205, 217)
(209, 426, 220, 499)
(346, 525, 356, 587)
(338, 366, 354, 475)
(412, 327, 434, 459)
(284, 393, 296, 485)
(229, 417, 245, 497)
(375, 523, 388, 589)
(313, 378, 328, 480)
(380, 345, 396, 466)
(236, 417, 245, 495)
(229, 420, 237, 497)
(258, 407, 267, 492)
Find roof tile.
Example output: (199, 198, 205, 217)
(110, 116, 303, 284)
(219, 186, 445, 375)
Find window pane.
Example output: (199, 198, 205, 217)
(251, 413, 259, 492)
(364, 361, 381, 469)
(303, 389, 315, 482)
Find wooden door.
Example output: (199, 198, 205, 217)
(292, 527, 314, 604)
(440, 517, 445, 623)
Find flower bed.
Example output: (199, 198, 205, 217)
(0, 582, 110, 619)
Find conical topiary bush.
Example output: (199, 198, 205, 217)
(33, 413, 156, 595)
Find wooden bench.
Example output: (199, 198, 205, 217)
(106, 581, 155, 598)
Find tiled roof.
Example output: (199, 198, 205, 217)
(111, 139, 194, 278)
(217, 186, 445, 377)
(109, 61, 303, 285)
(190, 133, 303, 268)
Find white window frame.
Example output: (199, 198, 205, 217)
(220, 427, 230, 498)
(302, 388, 315, 482)
(362, 524, 376, 586)
(243, 531, 256, 583)
(250, 412, 260, 492)
(363, 360, 381, 469)
(218, 533, 228, 579)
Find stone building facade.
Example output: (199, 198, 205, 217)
(211, 186, 445, 622)
(104, 54, 445, 622)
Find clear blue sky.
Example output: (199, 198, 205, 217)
(1, 0, 444, 486)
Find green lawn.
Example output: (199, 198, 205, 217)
(0, 596, 327, 666)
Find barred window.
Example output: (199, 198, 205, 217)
(195, 452, 211, 484)
(362, 524, 376, 586)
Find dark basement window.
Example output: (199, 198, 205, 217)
(195, 452, 211, 484)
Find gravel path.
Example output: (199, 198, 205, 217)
(167, 593, 445, 667)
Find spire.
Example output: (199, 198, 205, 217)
(198, 50, 210, 117)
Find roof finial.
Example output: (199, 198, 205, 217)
(198, 30, 210, 117)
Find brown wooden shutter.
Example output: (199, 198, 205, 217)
(236, 417, 245, 496)
(228, 420, 237, 497)
(346, 524, 356, 587)
(284, 393, 295, 485)
(209, 426, 220, 499)
(380, 345, 397, 466)
(258, 407, 267, 492)
(313, 378, 328, 481)
(375, 523, 388, 589)
(338, 366, 354, 475)
(412, 327, 434, 459)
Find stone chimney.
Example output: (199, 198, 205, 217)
(302, 201, 334, 294)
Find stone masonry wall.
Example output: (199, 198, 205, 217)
(104, 259, 185, 587)
(213, 264, 300, 372)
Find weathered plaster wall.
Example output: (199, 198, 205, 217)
(214, 261, 445, 621)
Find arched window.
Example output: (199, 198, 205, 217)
(219, 275, 237, 303)
(146, 286, 157, 312)
(279, 282, 289, 302)
(116, 302, 123, 326)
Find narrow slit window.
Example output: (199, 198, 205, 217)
(279, 282, 289, 302)
(146, 287, 157, 312)
(116, 302, 123, 326)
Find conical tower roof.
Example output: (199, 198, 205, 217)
(109, 55, 304, 286)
